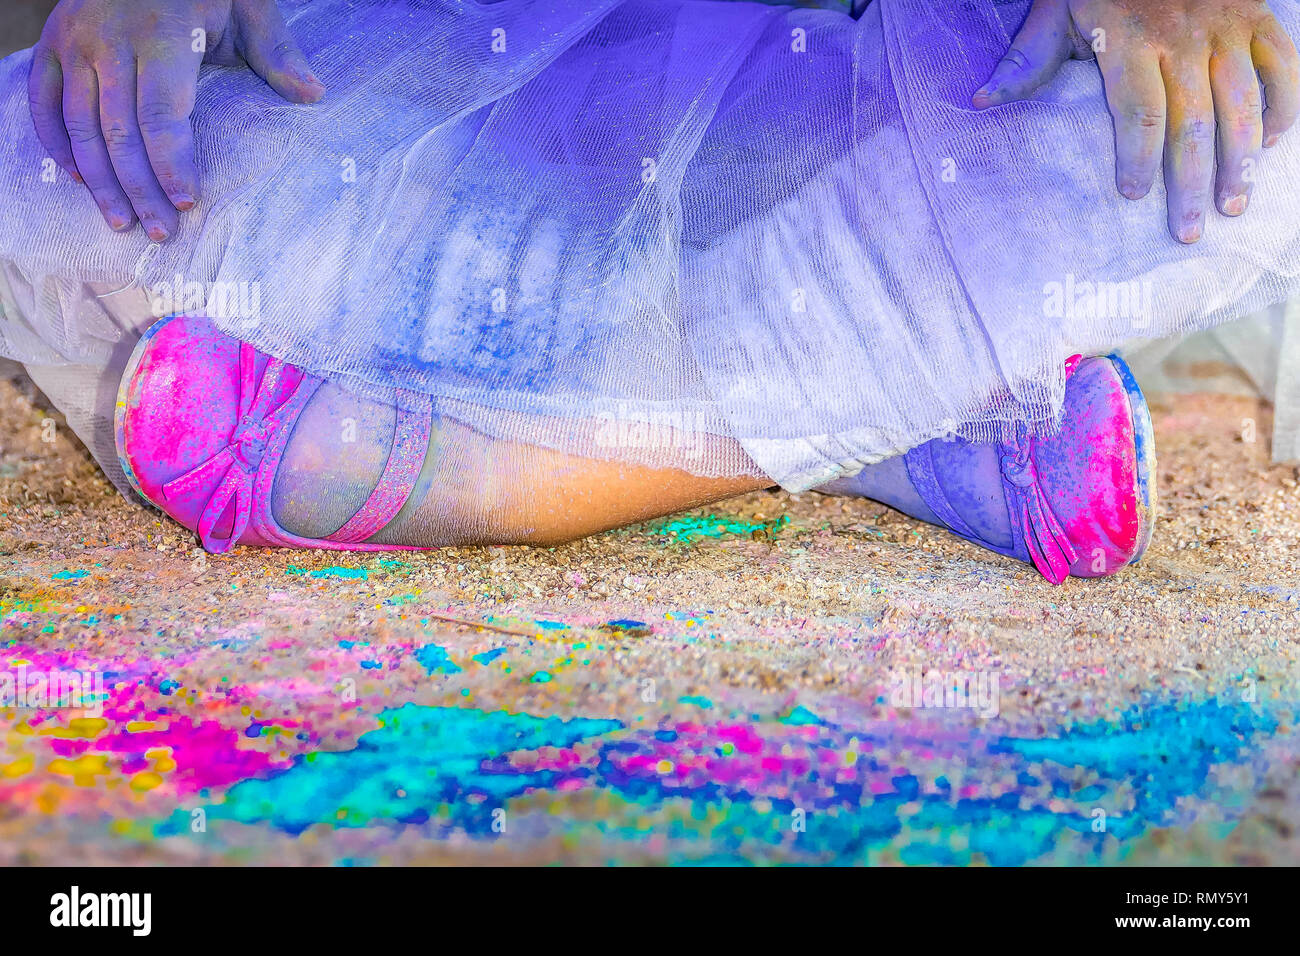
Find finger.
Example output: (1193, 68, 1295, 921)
(1162, 56, 1216, 244)
(1252, 14, 1300, 146)
(1096, 44, 1166, 200)
(136, 44, 202, 210)
(973, 0, 1073, 107)
(96, 56, 178, 242)
(62, 64, 136, 233)
(1210, 46, 1263, 217)
(27, 45, 81, 182)
(233, 0, 326, 103)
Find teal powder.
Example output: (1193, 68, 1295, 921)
(158, 704, 622, 835)
(286, 566, 369, 580)
(414, 644, 462, 675)
(679, 696, 714, 709)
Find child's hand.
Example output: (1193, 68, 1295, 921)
(972, 0, 1300, 243)
(28, 0, 325, 241)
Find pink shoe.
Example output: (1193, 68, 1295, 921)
(821, 355, 1156, 584)
(115, 314, 431, 554)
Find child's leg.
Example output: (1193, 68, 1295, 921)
(270, 380, 769, 548)
(379, 419, 769, 547)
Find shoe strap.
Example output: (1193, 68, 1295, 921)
(327, 394, 433, 544)
(165, 340, 431, 553)
(997, 426, 1078, 585)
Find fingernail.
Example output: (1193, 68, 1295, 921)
(1222, 193, 1248, 216)
(1178, 218, 1203, 244)
(70, 170, 83, 184)
(1119, 181, 1146, 200)
(1265, 133, 1280, 148)
(172, 193, 196, 211)
(145, 221, 170, 242)
(103, 207, 132, 231)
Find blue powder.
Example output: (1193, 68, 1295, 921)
(159, 704, 622, 836)
(414, 643, 462, 675)
(679, 696, 714, 709)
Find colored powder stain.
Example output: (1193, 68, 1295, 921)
(601, 619, 653, 637)
(148, 749, 177, 773)
(130, 771, 164, 792)
(51, 570, 89, 580)
(607, 619, 646, 630)
(158, 679, 181, 696)
(656, 514, 789, 541)
(102, 688, 1279, 864)
(286, 566, 368, 580)
(413, 643, 462, 675)
(360, 660, 383, 670)
(780, 706, 824, 726)
(679, 696, 714, 710)
(94, 716, 293, 797)
(530, 671, 553, 684)
(39, 717, 109, 739)
(472, 647, 507, 665)
(3, 754, 35, 778)
(161, 704, 622, 835)
(994, 697, 1276, 826)
(47, 754, 111, 786)
(535, 620, 569, 631)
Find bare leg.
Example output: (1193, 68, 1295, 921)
(271, 382, 771, 547)
(379, 418, 768, 546)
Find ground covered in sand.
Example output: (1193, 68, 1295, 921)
(1, 369, 1297, 864)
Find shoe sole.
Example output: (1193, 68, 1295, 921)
(1107, 352, 1157, 566)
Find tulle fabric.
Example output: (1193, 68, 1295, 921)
(3, 0, 1300, 495)
(1125, 299, 1300, 463)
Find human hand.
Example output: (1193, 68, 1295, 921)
(29, 0, 325, 241)
(973, 0, 1300, 243)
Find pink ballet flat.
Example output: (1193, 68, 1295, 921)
(823, 354, 1156, 584)
(115, 314, 431, 554)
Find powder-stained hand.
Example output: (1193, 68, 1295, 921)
(28, 0, 325, 242)
(972, 0, 1300, 244)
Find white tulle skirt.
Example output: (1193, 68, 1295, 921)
(4, 0, 1300, 495)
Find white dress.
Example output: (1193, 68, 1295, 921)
(3, 0, 1300, 494)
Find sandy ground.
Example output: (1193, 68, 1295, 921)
(1, 363, 1298, 865)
